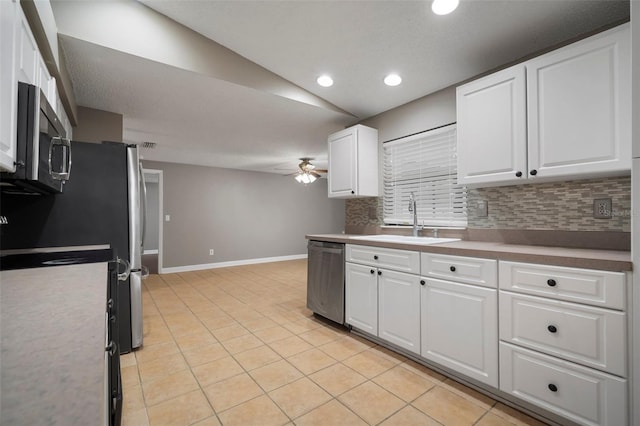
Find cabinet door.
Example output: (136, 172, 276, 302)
(378, 269, 420, 355)
(0, 0, 18, 172)
(527, 24, 631, 179)
(456, 64, 527, 186)
(15, 6, 38, 85)
(328, 127, 357, 197)
(345, 262, 378, 335)
(421, 278, 498, 387)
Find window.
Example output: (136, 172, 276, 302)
(383, 124, 466, 227)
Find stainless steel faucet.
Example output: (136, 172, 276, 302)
(408, 192, 421, 237)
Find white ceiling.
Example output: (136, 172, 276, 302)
(53, 0, 629, 174)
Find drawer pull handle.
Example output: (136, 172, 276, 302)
(548, 384, 558, 392)
(449, 266, 456, 272)
(547, 325, 557, 333)
(420, 280, 426, 286)
(373, 255, 379, 260)
(370, 269, 375, 274)
(378, 271, 382, 276)
(547, 279, 557, 287)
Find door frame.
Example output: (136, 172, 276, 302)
(142, 168, 164, 274)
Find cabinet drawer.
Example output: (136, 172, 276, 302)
(499, 261, 625, 310)
(346, 244, 419, 274)
(421, 253, 497, 288)
(500, 291, 626, 376)
(500, 343, 627, 426)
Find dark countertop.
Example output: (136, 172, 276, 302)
(0, 261, 108, 425)
(306, 234, 632, 272)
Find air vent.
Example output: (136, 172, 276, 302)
(141, 142, 156, 149)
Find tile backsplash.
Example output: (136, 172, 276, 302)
(346, 176, 631, 232)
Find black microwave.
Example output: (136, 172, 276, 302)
(0, 82, 71, 194)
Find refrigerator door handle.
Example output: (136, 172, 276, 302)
(139, 163, 147, 251)
(116, 257, 131, 281)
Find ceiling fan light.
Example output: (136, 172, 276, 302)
(295, 174, 305, 183)
(432, 0, 459, 15)
(307, 173, 317, 183)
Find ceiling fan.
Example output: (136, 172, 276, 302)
(290, 158, 327, 184)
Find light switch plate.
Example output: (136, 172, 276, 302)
(165, 214, 171, 222)
(476, 200, 488, 218)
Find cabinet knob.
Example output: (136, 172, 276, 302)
(351, 190, 355, 194)
(548, 384, 558, 392)
(370, 269, 375, 274)
(515, 171, 522, 177)
(378, 270, 382, 276)
(547, 325, 557, 333)
(373, 255, 379, 260)
(530, 169, 538, 176)
(547, 279, 557, 287)
(420, 280, 426, 285)
(449, 266, 456, 272)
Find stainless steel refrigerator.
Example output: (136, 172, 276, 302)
(0, 141, 146, 353)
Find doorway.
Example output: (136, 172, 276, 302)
(142, 169, 163, 274)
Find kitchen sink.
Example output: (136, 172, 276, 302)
(350, 235, 460, 245)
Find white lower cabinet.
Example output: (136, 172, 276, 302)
(344, 244, 631, 425)
(500, 291, 626, 376)
(500, 343, 627, 426)
(499, 261, 628, 425)
(421, 278, 498, 387)
(345, 262, 378, 335)
(378, 269, 420, 355)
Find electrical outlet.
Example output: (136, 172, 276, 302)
(593, 198, 612, 219)
(368, 206, 377, 220)
(209, 249, 214, 256)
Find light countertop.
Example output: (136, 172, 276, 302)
(306, 234, 632, 272)
(0, 262, 108, 426)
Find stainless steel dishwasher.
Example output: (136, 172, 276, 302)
(306, 240, 345, 325)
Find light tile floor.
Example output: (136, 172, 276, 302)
(121, 259, 547, 426)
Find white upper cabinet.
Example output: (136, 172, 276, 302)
(457, 65, 527, 186)
(15, 5, 38, 86)
(457, 23, 630, 187)
(328, 124, 379, 198)
(0, 0, 19, 172)
(527, 24, 630, 178)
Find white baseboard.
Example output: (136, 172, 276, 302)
(160, 254, 307, 274)
(143, 249, 159, 255)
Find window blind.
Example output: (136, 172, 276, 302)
(383, 124, 467, 227)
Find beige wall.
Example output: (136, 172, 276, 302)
(142, 160, 345, 268)
(73, 106, 123, 143)
(360, 86, 456, 143)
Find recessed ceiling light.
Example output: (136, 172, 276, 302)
(317, 75, 334, 87)
(432, 0, 459, 15)
(384, 74, 402, 87)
